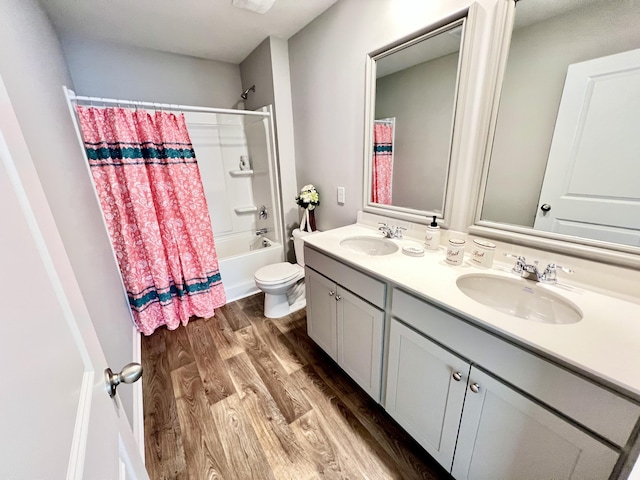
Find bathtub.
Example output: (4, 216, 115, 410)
(216, 234, 284, 303)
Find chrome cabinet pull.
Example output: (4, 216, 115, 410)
(335, 295, 342, 301)
(328, 290, 335, 296)
(452, 371, 462, 382)
(469, 383, 480, 394)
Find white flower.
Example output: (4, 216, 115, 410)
(295, 184, 320, 210)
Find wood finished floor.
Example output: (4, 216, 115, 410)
(142, 293, 451, 480)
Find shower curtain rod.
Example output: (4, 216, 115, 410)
(64, 87, 270, 117)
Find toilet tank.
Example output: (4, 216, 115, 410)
(292, 228, 317, 266)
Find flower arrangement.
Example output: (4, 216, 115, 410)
(295, 184, 320, 210)
(296, 184, 319, 232)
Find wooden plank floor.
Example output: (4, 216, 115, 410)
(142, 293, 451, 480)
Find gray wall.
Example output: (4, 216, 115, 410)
(61, 33, 242, 108)
(288, 0, 472, 230)
(375, 52, 458, 212)
(241, 37, 299, 261)
(240, 38, 275, 110)
(0, 0, 137, 423)
(482, 1, 640, 227)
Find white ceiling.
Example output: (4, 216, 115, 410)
(39, 0, 338, 64)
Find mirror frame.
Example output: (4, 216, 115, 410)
(362, 6, 477, 226)
(468, 0, 640, 269)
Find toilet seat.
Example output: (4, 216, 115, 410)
(255, 262, 303, 285)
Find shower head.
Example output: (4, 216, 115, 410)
(241, 85, 256, 100)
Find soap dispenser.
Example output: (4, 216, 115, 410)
(424, 216, 441, 251)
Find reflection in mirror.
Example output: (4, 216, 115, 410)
(480, 0, 640, 249)
(365, 16, 466, 222)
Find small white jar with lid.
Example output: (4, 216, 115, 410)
(446, 238, 465, 265)
(470, 239, 496, 268)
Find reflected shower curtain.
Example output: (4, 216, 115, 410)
(372, 121, 394, 204)
(76, 106, 226, 335)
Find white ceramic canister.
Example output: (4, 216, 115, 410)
(470, 239, 496, 268)
(446, 238, 465, 265)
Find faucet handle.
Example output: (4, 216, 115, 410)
(378, 223, 392, 237)
(540, 263, 574, 284)
(393, 226, 407, 239)
(503, 253, 526, 274)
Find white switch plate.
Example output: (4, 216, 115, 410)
(337, 186, 345, 204)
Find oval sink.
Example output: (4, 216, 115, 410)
(339, 236, 399, 256)
(456, 274, 582, 324)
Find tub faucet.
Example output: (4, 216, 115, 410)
(256, 228, 268, 236)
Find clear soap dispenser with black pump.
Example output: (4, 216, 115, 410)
(425, 216, 441, 251)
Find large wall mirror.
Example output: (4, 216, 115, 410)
(474, 0, 640, 262)
(363, 8, 473, 224)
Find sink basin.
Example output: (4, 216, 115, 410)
(456, 274, 582, 324)
(339, 236, 399, 256)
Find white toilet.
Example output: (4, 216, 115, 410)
(254, 228, 316, 318)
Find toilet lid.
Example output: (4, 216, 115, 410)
(255, 262, 302, 284)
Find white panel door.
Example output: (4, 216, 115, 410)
(452, 367, 618, 480)
(385, 319, 470, 470)
(0, 127, 148, 478)
(306, 269, 338, 360)
(336, 287, 384, 401)
(534, 48, 640, 246)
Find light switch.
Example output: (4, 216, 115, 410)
(337, 186, 345, 205)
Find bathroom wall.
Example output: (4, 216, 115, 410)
(288, 0, 487, 230)
(0, 0, 138, 426)
(240, 38, 275, 110)
(61, 33, 242, 108)
(241, 37, 299, 261)
(375, 52, 458, 211)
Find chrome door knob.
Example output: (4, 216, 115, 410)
(469, 383, 480, 394)
(452, 372, 462, 382)
(540, 203, 551, 212)
(105, 362, 143, 398)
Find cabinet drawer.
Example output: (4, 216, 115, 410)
(305, 246, 386, 308)
(392, 288, 640, 448)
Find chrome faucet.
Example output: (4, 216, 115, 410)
(504, 254, 573, 284)
(256, 228, 268, 236)
(378, 223, 407, 239)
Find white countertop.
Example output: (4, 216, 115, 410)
(304, 223, 640, 399)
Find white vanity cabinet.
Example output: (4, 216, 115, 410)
(452, 366, 619, 480)
(305, 247, 386, 401)
(392, 288, 640, 479)
(385, 319, 470, 469)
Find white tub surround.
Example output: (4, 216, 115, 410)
(216, 235, 283, 302)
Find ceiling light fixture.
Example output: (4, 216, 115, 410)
(231, 0, 276, 14)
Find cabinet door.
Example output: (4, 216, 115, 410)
(336, 287, 384, 401)
(385, 319, 470, 470)
(452, 367, 619, 480)
(306, 269, 338, 360)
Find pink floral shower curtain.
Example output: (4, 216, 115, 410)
(76, 106, 226, 335)
(372, 121, 394, 204)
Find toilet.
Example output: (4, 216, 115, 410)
(254, 228, 316, 318)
